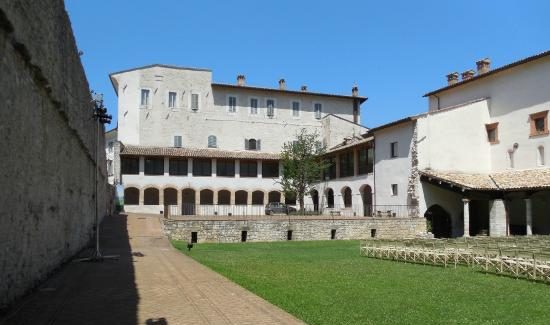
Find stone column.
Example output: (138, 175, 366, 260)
(177, 190, 182, 215)
(525, 197, 533, 235)
(230, 191, 235, 205)
(139, 188, 144, 205)
(462, 198, 470, 237)
(213, 190, 218, 205)
(159, 188, 164, 206)
(247, 191, 253, 205)
(489, 199, 507, 237)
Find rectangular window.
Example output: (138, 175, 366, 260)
(140, 89, 150, 106)
(266, 99, 275, 117)
(390, 142, 398, 158)
(169, 159, 188, 176)
(314, 103, 322, 119)
(324, 157, 336, 180)
(485, 123, 499, 144)
(193, 159, 212, 176)
(292, 101, 300, 117)
(530, 111, 549, 136)
(168, 91, 177, 108)
(121, 157, 139, 174)
(240, 160, 258, 177)
(391, 184, 398, 196)
(174, 136, 182, 148)
(216, 160, 235, 177)
(191, 93, 199, 110)
(339, 151, 354, 178)
(367, 147, 374, 174)
(358, 147, 373, 175)
(250, 98, 258, 115)
(228, 96, 237, 113)
(144, 158, 164, 175)
(262, 161, 279, 178)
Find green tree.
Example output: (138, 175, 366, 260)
(278, 129, 330, 212)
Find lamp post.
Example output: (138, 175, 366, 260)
(76, 92, 118, 262)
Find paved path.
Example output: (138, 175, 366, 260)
(1, 214, 304, 325)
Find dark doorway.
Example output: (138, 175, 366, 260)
(425, 205, 452, 238)
(343, 187, 352, 208)
(268, 191, 281, 203)
(241, 231, 248, 242)
(361, 185, 373, 217)
(331, 229, 336, 240)
(327, 188, 334, 208)
(182, 189, 195, 215)
(287, 230, 293, 240)
(371, 229, 377, 238)
(191, 231, 198, 243)
(470, 200, 489, 236)
(311, 189, 319, 212)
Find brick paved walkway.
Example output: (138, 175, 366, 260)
(1, 214, 304, 325)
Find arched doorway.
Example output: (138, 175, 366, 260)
(425, 205, 452, 238)
(144, 188, 159, 205)
(182, 189, 195, 215)
(200, 189, 214, 205)
(218, 190, 231, 205)
(235, 190, 248, 205)
(342, 187, 352, 208)
(268, 191, 281, 203)
(252, 191, 264, 205)
(164, 188, 177, 206)
(326, 188, 334, 208)
(310, 189, 319, 212)
(360, 185, 373, 217)
(124, 187, 139, 205)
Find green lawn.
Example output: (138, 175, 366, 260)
(173, 240, 550, 325)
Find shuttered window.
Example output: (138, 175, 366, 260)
(314, 103, 322, 119)
(228, 96, 237, 113)
(191, 93, 199, 110)
(208, 135, 217, 148)
(174, 136, 182, 148)
(266, 99, 275, 117)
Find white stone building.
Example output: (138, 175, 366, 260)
(110, 64, 367, 215)
(105, 128, 117, 185)
(365, 50, 550, 237)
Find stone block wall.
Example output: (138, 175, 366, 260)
(163, 218, 427, 243)
(0, 1, 112, 308)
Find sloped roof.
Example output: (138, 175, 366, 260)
(120, 145, 280, 160)
(420, 168, 550, 191)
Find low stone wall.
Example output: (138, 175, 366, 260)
(163, 218, 427, 243)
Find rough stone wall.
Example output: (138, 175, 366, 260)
(0, 1, 112, 308)
(163, 218, 427, 243)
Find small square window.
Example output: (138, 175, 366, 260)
(530, 111, 548, 137)
(485, 122, 499, 144)
(168, 92, 177, 108)
(174, 136, 182, 148)
(390, 142, 398, 158)
(391, 184, 398, 196)
(191, 93, 199, 110)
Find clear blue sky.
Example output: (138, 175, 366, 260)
(65, 0, 549, 131)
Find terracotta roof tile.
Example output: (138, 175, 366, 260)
(120, 145, 280, 160)
(420, 168, 550, 191)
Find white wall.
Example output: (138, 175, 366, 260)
(373, 122, 414, 206)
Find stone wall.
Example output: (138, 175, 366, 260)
(163, 218, 427, 243)
(0, 1, 112, 308)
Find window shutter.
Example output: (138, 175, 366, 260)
(257, 139, 261, 151)
(245, 138, 249, 150)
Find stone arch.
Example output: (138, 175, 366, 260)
(124, 187, 139, 205)
(235, 190, 248, 205)
(144, 188, 159, 205)
(218, 189, 231, 205)
(342, 187, 352, 208)
(425, 204, 452, 238)
(326, 188, 334, 208)
(181, 188, 196, 215)
(268, 191, 281, 203)
(163, 188, 177, 206)
(252, 190, 264, 205)
(200, 189, 214, 205)
(360, 184, 373, 216)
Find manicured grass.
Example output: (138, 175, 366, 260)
(173, 240, 550, 325)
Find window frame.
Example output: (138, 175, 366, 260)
(537, 145, 545, 166)
(190, 92, 200, 111)
(140, 88, 151, 108)
(121, 157, 139, 175)
(249, 97, 259, 116)
(169, 158, 188, 176)
(192, 158, 212, 177)
(390, 142, 398, 158)
(313, 102, 323, 119)
(485, 122, 499, 144)
(240, 160, 258, 177)
(291, 100, 301, 118)
(216, 159, 236, 177)
(262, 161, 280, 178)
(168, 91, 177, 109)
(391, 184, 398, 196)
(530, 111, 549, 137)
(173, 135, 182, 148)
(144, 157, 165, 176)
(265, 98, 276, 118)
(208, 135, 217, 148)
(339, 151, 354, 178)
(227, 95, 238, 114)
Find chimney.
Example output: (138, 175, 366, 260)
(278, 78, 286, 90)
(351, 86, 359, 97)
(446, 72, 459, 85)
(461, 69, 475, 81)
(476, 58, 491, 74)
(237, 74, 245, 86)
(301, 85, 308, 92)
